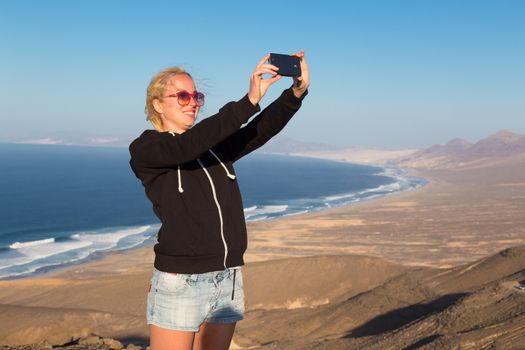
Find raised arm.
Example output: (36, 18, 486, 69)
(214, 87, 308, 162)
(129, 95, 260, 170)
(214, 50, 310, 162)
(130, 53, 286, 171)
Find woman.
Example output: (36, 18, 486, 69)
(129, 51, 309, 350)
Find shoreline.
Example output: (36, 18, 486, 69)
(6, 149, 525, 275)
(2, 157, 425, 281)
(242, 155, 525, 268)
(32, 154, 520, 280)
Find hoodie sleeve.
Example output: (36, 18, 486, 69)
(214, 87, 308, 162)
(129, 94, 260, 171)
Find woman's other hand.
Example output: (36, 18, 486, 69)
(248, 54, 282, 106)
(291, 50, 309, 98)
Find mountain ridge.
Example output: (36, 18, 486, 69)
(398, 129, 525, 168)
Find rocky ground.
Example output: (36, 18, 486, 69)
(0, 334, 144, 350)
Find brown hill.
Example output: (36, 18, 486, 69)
(2, 248, 525, 349)
(234, 246, 525, 349)
(418, 137, 472, 157)
(400, 129, 525, 169)
(0, 255, 408, 347)
(243, 255, 409, 310)
(465, 129, 525, 158)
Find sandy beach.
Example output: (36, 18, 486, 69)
(2, 151, 525, 348)
(245, 159, 525, 268)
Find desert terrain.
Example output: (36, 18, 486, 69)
(1, 130, 525, 349)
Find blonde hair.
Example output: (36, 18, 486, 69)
(145, 66, 193, 131)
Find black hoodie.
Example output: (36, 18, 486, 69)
(129, 87, 307, 273)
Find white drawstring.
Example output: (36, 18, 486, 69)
(209, 149, 236, 180)
(177, 166, 184, 193)
(168, 132, 184, 193)
(167, 133, 235, 194)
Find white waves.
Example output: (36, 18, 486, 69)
(0, 225, 156, 279)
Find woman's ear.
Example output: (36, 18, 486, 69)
(152, 98, 163, 115)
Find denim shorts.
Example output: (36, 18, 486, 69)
(146, 266, 245, 332)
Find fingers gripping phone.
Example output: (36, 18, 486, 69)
(269, 53, 301, 77)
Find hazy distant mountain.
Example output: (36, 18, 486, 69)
(259, 136, 419, 164)
(464, 129, 525, 158)
(418, 137, 473, 157)
(259, 136, 343, 153)
(11, 130, 525, 169)
(399, 129, 525, 168)
(10, 135, 339, 151)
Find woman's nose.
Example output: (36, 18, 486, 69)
(188, 95, 198, 106)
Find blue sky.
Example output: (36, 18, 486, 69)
(1, 0, 524, 149)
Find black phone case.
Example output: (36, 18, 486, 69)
(269, 53, 301, 77)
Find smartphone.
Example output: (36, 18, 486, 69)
(269, 53, 301, 77)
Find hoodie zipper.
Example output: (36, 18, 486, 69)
(197, 158, 228, 269)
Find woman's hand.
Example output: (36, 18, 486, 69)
(291, 50, 309, 98)
(248, 54, 282, 106)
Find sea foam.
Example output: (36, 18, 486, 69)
(0, 225, 156, 279)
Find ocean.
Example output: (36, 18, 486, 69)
(0, 143, 426, 280)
